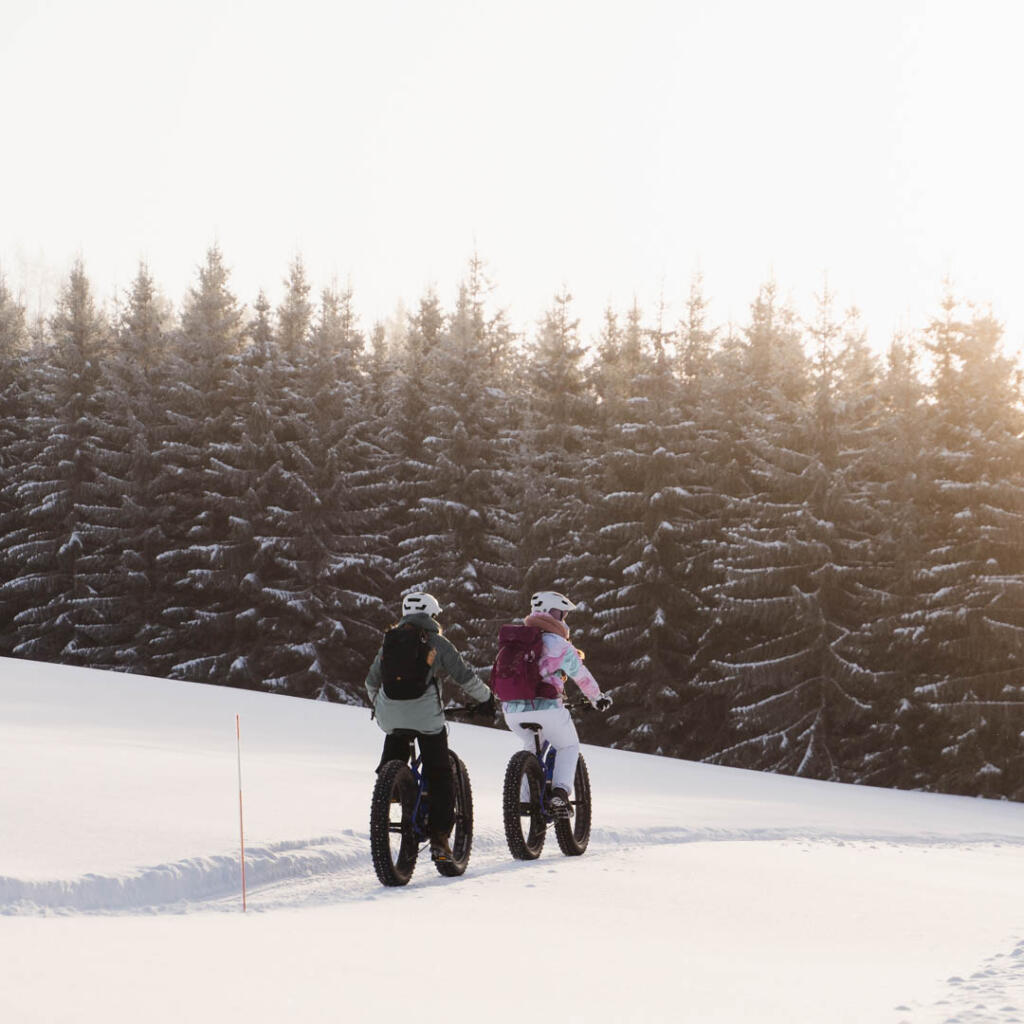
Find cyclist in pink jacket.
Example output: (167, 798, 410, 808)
(500, 591, 613, 815)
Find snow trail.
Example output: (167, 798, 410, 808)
(6, 825, 1024, 915)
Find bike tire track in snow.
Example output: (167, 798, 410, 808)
(6, 823, 1024, 916)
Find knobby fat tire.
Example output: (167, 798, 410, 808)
(502, 749, 547, 860)
(554, 754, 592, 856)
(370, 759, 420, 886)
(434, 751, 474, 878)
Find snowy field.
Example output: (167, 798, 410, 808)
(2, 658, 1024, 1023)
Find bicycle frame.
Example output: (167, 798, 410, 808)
(520, 729, 558, 820)
(391, 717, 477, 847)
(398, 736, 431, 844)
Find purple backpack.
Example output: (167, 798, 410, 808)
(490, 625, 559, 701)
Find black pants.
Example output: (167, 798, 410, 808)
(378, 730, 454, 838)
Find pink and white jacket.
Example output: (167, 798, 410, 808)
(521, 611, 602, 704)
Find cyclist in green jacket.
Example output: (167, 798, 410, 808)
(364, 592, 492, 861)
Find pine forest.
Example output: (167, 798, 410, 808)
(2, 248, 1024, 802)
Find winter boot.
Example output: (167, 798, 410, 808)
(430, 830, 453, 863)
(549, 787, 571, 818)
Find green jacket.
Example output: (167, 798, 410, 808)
(364, 613, 490, 734)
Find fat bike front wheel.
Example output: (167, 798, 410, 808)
(370, 759, 420, 886)
(554, 753, 592, 856)
(502, 750, 547, 860)
(434, 751, 473, 878)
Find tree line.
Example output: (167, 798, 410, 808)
(2, 247, 1024, 801)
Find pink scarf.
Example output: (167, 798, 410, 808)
(524, 612, 570, 640)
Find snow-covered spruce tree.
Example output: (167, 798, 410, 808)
(576, 305, 630, 687)
(678, 274, 716, 409)
(286, 278, 392, 699)
(587, 300, 706, 755)
(892, 293, 1024, 798)
(588, 306, 625, 404)
(147, 246, 245, 683)
(392, 257, 520, 668)
(687, 316, 769, 698)
(0, 260, 110, 664)
(695, 280, 872, 780)
(683, 319, 765, 752)
(840, 332, 937, 790)
(787, 289, 900, 782)
(0, 276, 32, 655)
(442, 257, 521, 654)
(509, 287, 605, 701)
(381, 288, 445, 609)
(69, 264, 175, 672)
(387, 288, 440, 464)
(651, 275, 737, 760)
(809, 304, 915, 786)
(362, 318, 393, 419)
(205, 288, 303, 693)
(275, 255, 313, 362)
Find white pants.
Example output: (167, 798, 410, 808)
(504, 704, 580, 795)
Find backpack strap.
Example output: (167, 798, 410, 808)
(416, 626, 441, 699)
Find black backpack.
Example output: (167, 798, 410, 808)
(380, 624, 437, 700)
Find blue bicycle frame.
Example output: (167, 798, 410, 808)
(402, 745, 432, 843)
(527, 734, 559, 820)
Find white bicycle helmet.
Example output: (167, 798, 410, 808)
(530, 591, 577, 616)
(402, 592, 442, 617)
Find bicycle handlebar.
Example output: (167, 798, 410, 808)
(444, 704, 491, 722)
(448, 698, 594, 716)
(561, 698, 592, 710)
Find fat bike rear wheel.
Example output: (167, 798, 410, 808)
(370, 759, 420, 886)
(434, 751, 473, 878)
(554, 754, 592, 856)
(502, 750, 547, 860)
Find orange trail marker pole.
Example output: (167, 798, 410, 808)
(236, 713, 247, 912)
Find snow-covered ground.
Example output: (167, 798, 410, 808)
(2, 658, 1024, 1023)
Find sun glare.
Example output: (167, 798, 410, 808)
(1, 0, 1022, 355)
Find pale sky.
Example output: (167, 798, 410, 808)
(3, 0, 1024, 353)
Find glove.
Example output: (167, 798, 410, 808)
(473, 694, 497, 719)
(594, 694, 613, 712)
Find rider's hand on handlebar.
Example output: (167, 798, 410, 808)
(594, 694, 613, 712)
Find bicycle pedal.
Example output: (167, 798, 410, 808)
(430, 840, 453, 863)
